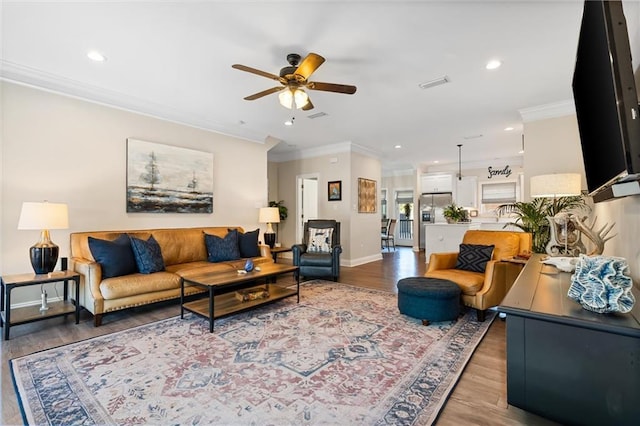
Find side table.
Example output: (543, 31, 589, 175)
(1, 270, 81, 340)
(270, 246, 292, 263)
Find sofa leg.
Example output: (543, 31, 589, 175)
(94, 314, 103, 327)
(476, 309, 486, 322)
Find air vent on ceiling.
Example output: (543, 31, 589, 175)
(308, 112, 328, 119)
(418, 76, 451, 90)
(463, 134, 484, 140)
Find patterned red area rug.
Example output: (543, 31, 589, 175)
(11, 281, 494, 425)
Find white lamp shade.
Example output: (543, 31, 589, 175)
(530, 173, 582, 198)
(18, 202, 69, 230)
(258, 207, 280, 224)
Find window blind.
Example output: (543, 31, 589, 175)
(481, 182, 516, 204)
(395, 190, 413, 204)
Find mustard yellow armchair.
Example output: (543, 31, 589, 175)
(425, 230, 532, 321)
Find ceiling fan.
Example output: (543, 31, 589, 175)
(232, 53, 357, 111)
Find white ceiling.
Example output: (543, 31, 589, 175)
(1, 1, 613, 173)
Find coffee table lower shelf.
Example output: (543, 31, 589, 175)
(183, 285, 298, 329)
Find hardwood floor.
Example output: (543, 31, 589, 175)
(1, 248, 558, 425)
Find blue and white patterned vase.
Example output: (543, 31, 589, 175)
(244, 259, 254, 272)
(568, 254, 635, 313)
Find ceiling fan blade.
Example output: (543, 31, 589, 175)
(302, 99, 314, 111)
(244, 87, 283, 101)
(232, 64, 283, 82)
(307, 81, 357, 94)
(295, 53, 325, 80)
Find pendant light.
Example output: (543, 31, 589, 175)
(457, 144, 463, 181)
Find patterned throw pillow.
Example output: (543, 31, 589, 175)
(307, 227, 333, 253)
(129, 235, 165, 274)
(88, 234, 138, 278)
(455, 244, 495, 273)
(205, 230, 241, 262)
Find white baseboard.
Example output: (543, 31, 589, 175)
(12, 296, 63, 309)
(343, 253, 382, 267)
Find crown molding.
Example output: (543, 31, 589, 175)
(0, 60, 268, 144)
(519, 100, 575, 122)
(426, 155, 523, 173)
(268, 141, 381, 163)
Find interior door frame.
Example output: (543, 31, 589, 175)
(296, 173, 319, 243)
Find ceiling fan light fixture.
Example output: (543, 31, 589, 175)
(278, 88, 309, 109)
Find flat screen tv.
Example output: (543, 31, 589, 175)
(572, 0, 640, 199)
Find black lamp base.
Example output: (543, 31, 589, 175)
(30, 244, 59, 275)
(264, 233, 276, 249)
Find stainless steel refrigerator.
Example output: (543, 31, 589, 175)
(418, 192, 453, 248)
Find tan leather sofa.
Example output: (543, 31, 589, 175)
(425, 230, 532, 321)
(70, 227, 273, 326)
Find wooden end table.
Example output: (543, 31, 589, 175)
(1, 270, 81, 340)
(270, 246, 292, 263)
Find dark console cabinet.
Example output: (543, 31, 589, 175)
(499, 254, 640, 426)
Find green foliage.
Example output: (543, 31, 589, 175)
(495, 195, 588, 253)
(269, 200, 288, 221)
(443, 203, 466, 222)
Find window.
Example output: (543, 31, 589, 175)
(481, 182, 516, 204)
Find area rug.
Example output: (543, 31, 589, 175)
(11, 280, 495, 425)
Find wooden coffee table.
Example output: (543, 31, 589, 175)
(180, 263, 299, 332)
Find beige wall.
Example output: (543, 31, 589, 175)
(271, 148, 382, 266)
(523, 115, 586, 200)
(348, 152, 382, 265)
(524, 113, 640, 284)
(1, 82, 270, 303)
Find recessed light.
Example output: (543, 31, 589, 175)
(504, 126, 514, 131)
(87, 50, 106, 62)
(284, 118, 294, 126)
(433, 160, 440, 164)
(486, 59, 501, 70)
(394, 145, 402, 149)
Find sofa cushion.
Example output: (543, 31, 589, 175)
(235, 228, 260, 258)
(455, 244, 494, 273)
(308, 227, 333, 253)
(205, 230, 241, 262)
(99, 271, 180, 300)
(88, 234, 138, 279)
(424, 269, 485, 295)
(130, 235, 166, 274)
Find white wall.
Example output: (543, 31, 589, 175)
(349, 151, 382, 265)
(1, 82, 270, 303)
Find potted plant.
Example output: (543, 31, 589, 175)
(402, 203, 411, 218)
(443, 203, 466, 224)
(269, 200, 288, 221)
(495, 195, 588, 253)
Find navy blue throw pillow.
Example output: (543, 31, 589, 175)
(205, 230, 241, 262)
(234, 228, 260, 258)
(455, 244, 495, 273)
(129, 235, 165, 274)
(88, 234, 138, 279)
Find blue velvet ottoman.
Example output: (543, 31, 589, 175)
(397, 277, 461, 325)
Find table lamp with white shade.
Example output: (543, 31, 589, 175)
(18, 201, 69, 274)
(259, 207, 280, 248)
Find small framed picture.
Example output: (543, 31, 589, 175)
(328, 181, 342, 201)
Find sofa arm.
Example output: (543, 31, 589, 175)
(71, 257, 104, 316)
(474, 260, 509, 310)
(426, 252, 458, 272)
(332, 244, 343, 277)
(292, 244, 307, 265)
(259, 244, 273, 261)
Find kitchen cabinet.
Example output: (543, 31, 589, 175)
(455, 176, 477, 208)
(420, 174, 453, 193)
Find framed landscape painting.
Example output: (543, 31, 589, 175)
(358, 178, 377, 213)
(126, 138, 213, 213)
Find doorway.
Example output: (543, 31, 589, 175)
(296, 173, 319, 243)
